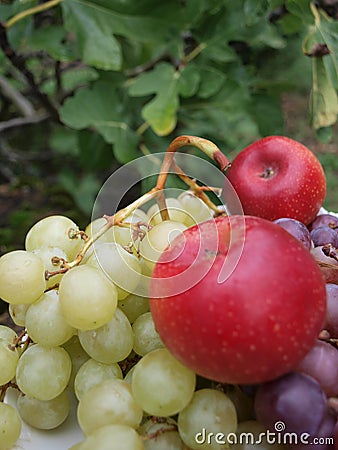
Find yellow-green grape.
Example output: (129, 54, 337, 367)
(124, 366, 135, 385)
(147, 198, 190, 226)
(0, 338, 19, 385)
(63, 335, 90, 390)
(131, 348, 196, 417)
(74, 358, 123, 400)
(118, 294, 150, 324)
(83, 217, 116, 263)
(0, 325, 17, 344)
(16, 390, 70, 430)
(8, 303, 29, 327)
(68, 443, 84, 450)
(231, 420, 285, 450)
(78, 308, 134, 364)
(88, 242, 141, 299)
(139, 220, 187, 271)
(16, 344, 72, 401)
(25, 290, 75, 347)
(77, 379, 143, 435)
(25, 215, 84, 260)
(0, 402, 22, 450)
(178, 191, 213, 226)
(85, 217, 115, 243)
(177, 388, 238, 450)
(80, 424, 144, 450)
(132, 312, 164, 356)
(139, 418, 185, 450)
(59, 265, 118, 330)
(112, 208, 149, 247)
(0, 250, 46, 305)
(33, 246, 68, 288)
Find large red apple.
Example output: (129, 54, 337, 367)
(149, 215, 326, 384)
(226, 136, 326, 225)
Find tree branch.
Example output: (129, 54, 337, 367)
(0, 74, 35, 117)
(0, 114, 49, 132)
(0, 22, 60, 122)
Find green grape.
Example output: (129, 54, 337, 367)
(139, 220, 187, 271)
(8, 303, 29, 327)
(140, 417, 186, 450)
(88, 242, 141, 299)
(16, 390, 70, 430)
(0, 402, 22, 450)
(147, 198, 190, 226)
(78, 307, 134, 363)
(0, 325, 17, 344)
(0, 338, 19, 385)
(25, 290, 75, 347)
(131, 348, 196, 417)
(33, 246, 68, 288)
(25, 215, 84, 260)
(177, 388, 238, 450)
(118, 293, 150, 324)
(85, 217, 116, 243)
(16, 344, 72, 401)
(77, 379, 143, 435)
(132, 312, 164, 356)
(74, 358, 123, 400)
(231, 420, 285, 450)
(0, 250, 46, 305)
(63, 335, 90, 390)
(59, 265, 118, 330)
(80, 424, 144, 450)
(124, 365, 135, 384)
(178, 191, 214, 226)
(112, 208, 149, 247)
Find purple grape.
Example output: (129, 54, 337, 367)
(295, 340, 338, 397)
(310, 214, 338, 231)
(310, 226, 338, 248)
(255, 372, 327, 437)
(291, 411, 335, 450)
(273, 218, 312, 249)
(311, 246, 338, 284)
(325, 284, 338, 338)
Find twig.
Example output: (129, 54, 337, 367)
(0, 22, 60, 121)
(0, 114, 49, 132)
(5, 0, 63, 29)
(0, 74, 35, 117)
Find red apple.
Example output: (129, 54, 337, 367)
(226, 136, 326, 225)
(150, 215, 326, 384)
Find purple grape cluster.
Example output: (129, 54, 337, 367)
(245, 214, 338, 449)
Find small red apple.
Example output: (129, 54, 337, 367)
(150, 215, 326, 384)
(226, 136, 326, 225)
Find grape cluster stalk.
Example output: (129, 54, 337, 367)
(0, 136, 337, 450)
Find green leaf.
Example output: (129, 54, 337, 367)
(197, 66, 226, 98)
(61, 1, 122, 70)
(59, 170, 100, 215)
(129, 63, 180, 136)
(310, 56, 338, 129)
(60, 79, 139, 163)
(24, 26, 75, 62)
(286, 0, 314, 24)
(177, 65, 200, 98)
(244, 0, 267, 25)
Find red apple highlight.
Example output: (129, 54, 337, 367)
(150, 215, 326, 384)
(226, 136, 326, 225)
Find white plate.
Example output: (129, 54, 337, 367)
(5, 388, 83, 450)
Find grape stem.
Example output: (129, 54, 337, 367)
(46, 135, 229, 277)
